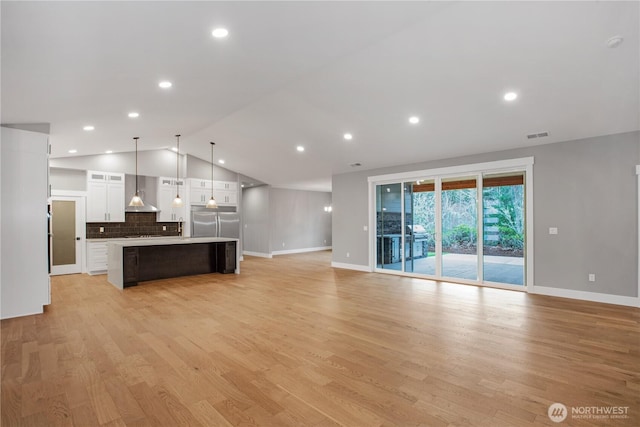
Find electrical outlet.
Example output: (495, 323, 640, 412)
(588, 274, 596, 282)
(549, 227, 558, 235)
(363, 225, 368, 231)
(346, 252, 350, 258)
(99, 227, 104, 233)
(162, 225, 166, 231)
(323, 239, 327, 244)
(282, 242, 285, 247)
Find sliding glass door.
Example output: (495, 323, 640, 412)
(373, 163, 529, 289)
(441, 176, 478, 281)
(482, 173, 525, 285)
(405, 179, 436, 275)
(376, 183, 402, 270)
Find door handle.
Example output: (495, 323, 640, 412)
(76, 237, 81, 240)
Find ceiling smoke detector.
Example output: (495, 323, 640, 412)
(606, 35, 624, 48)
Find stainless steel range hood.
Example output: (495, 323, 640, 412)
(125, 175, 161, 213)
(125, 203, 160, 213)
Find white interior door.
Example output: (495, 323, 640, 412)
(50, 196, 85, 275)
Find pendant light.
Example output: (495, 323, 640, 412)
(172, 134, 184, 208)
(128, 137, 144, 207)
(206, 141, 218, 209)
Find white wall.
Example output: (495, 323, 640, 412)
(1, 127, 50, 319)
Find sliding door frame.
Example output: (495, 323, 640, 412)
(368, 157, 534, 292)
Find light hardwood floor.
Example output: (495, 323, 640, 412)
(2, 251, 639, 426)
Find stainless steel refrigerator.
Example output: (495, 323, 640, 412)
(191, 206, 240, 239)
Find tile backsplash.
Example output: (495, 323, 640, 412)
(86, 212, 181, 238)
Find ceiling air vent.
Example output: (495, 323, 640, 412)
(350, 162, 362, 167)
(526, 131, 549, 139)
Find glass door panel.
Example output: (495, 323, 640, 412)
(52, 200, 76, 266)
(404, 183, 413, 272)
(405, 179, 436, 275)
(376, 183, 402, 270)
(51, 197, 83, 275)
(441, 176, 478, 280)
(482, 172, 525, 285)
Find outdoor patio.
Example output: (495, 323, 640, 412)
(381, 253, 525, 285)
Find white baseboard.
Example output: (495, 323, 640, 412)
(243, 251, 272, 259)
(331, 262, 372, 272)
(530, 285, 640, 308)
(271, 246, 332, 256)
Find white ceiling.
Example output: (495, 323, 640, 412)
(2, 1, 638, 192)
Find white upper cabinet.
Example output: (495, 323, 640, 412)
(87, 171, 125, 222)
(188, 179, 237, 206)
(157, 177, 186, 222)
(213, 189, 238, 206)
(214, 181, 236, 191)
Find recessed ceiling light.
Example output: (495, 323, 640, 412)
(83, 125, 95, 131)
(606, 35, 624, 48)
(504, 92, 518, 101)
(68, 149, 78, 154)
(171, 147, 178, 152)
(128, 112, 139, 118)
(343, 133, 353, 140)
(296, 146, 305, 152)
(409, 116, 420, 124)
(105, 150, 113, 154)
(159, 81, 172, 89)
(218, 159, 225, 164)
(212, 28, 229, 38)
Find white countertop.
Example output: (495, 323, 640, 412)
(87, 236, 178, 242)
(107, 237, 238, 248)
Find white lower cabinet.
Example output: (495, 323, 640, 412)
(87, 241, 109, 275)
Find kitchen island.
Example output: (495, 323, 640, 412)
(107, 237, 238, 289)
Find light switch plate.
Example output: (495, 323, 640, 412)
(549, 227, 558, 235)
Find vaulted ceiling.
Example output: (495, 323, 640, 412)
(2, 1, 638, 191)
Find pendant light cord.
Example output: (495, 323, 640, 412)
(175, 134, 181, 197)
(210, 142, 215, 198)
(134, 137, 139, 193)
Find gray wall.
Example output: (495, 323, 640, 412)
(270, 188, 332, 252)
(332, 131, 639, 297)
(50, 150, 183, 178)
(242, 186, 333, 255)
(186, 155, 239, 182)
(50, 167, 86, 191)
(242, 186, 271, 255)
(1, 123, 50, 134)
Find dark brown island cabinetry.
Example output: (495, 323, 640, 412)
(123, 241, 236, 287)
